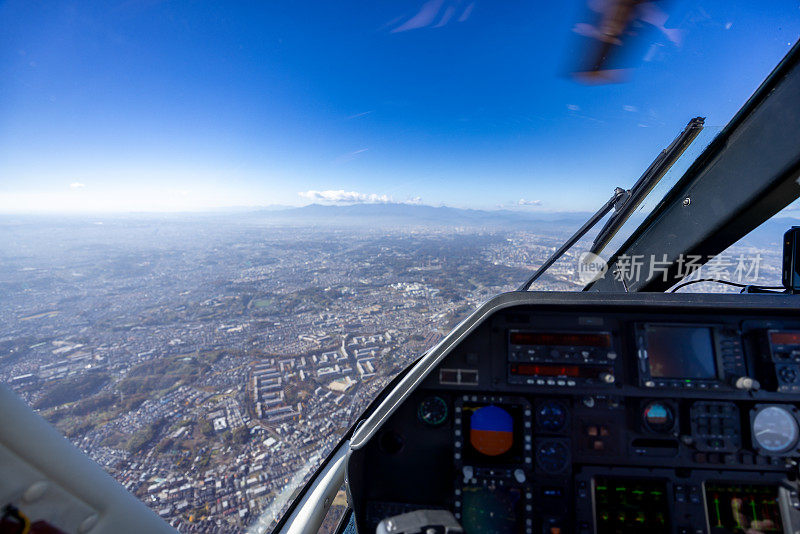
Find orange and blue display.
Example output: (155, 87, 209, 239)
(469, 405, 514, 457)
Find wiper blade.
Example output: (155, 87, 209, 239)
(589, 116, 705, 255)
(518, 187, 627, 291)
(517, 116, 704, 292)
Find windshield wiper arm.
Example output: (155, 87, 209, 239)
(589, 116, 705, 255)
(517, 187, 627, 291)
(517, 117, 705, 292)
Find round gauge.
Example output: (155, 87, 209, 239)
(536, 401, 568, 432)
(642, 401, 675, 433)
(535, 439, 569, 474)
(417, 396, 448, 426)
(752, 405, 799, 453)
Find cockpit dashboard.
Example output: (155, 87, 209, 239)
(346, 292, 800, 534)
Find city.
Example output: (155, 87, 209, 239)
(0, 209, 784, 532)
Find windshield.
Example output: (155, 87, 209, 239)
(1, 2, 799, 532)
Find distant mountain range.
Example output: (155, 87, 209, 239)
(244, 203, 593, 232)
(1, 203, 796, 249)
(242, 203, 799, 250)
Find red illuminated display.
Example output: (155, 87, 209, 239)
(510, 364, 581, 377)
(770, 331, 800, 345)
(510, 332, 611, 348)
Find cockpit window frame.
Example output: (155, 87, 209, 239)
(585, 39, 800, 293)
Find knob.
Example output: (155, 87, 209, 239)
(600, 372, 615, 384)
(779, 367, 798, 383)
(462, 466, 473, 482)
(513, 469, 526, 483)
(733, 376, 760, 390)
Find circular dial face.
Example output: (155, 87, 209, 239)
(536, 440, 569, 474)
(417, 396, 448, 426)
(643, 401, 675, 433)
(753, 406, 799, 453)
(536, 401, 568, 432)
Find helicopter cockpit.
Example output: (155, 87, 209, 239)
(344, 291, 800, 534)
(2, 5, 800, 534)
(273, 38, 800, 534)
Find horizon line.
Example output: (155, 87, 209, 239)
(0, 202, 596, 217)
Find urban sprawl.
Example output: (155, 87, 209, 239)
(0, 216, 782, 532)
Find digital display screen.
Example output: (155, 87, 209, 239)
(462, 485, 523, 534)
(510, 332, 611, 348)
(594, 477, 670, 534)
(509, 363, 580, 377)
(462, 403, 524, 464)
(770, 331, 800, 346)
(509, 363, 611, 380)
(705, 483, 783, 533)
(645, 325, 717, 379)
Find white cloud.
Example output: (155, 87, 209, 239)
(347, 111, 374, 120)
(458, 1, 476, 22)
(391, 0, 476, 33)
(623, 105, 638, 112)
(518, 198, 542, 206)
(725, 21, 733, 30)
(434, 5, 456, 27)
(567, 104, 580, 111)
(69, 182, 86, 190)
(332, 148, 369, 165)
(392, 0, 445, 33)
(298, 190, 392, 204)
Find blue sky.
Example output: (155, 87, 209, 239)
(1, 1, 799, 213)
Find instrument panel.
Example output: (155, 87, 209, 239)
(347, 293, 800, 534)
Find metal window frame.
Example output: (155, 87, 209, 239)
(586, 39, 800, 293)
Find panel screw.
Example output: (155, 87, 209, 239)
(683, 197, 691, 206)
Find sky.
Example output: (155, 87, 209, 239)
(1, 1, 799, 213)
